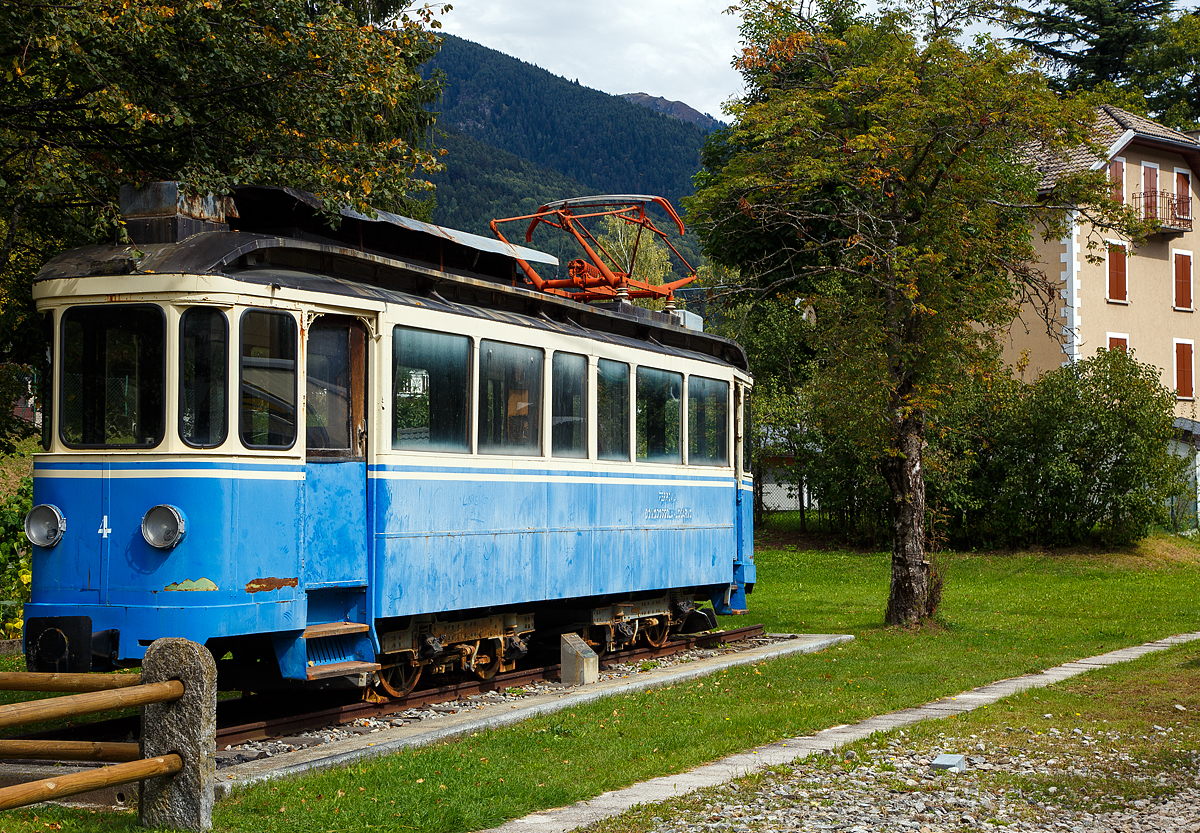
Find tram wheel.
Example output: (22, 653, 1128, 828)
(377, 659, 422, 698)
(473, 639, 503, 680)
(641, 619, 669, 648)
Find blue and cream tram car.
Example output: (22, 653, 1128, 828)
(22, 184, 754, 694)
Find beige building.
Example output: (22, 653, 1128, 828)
(1006, 105, 1200, 425)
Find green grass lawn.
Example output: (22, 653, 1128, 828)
(2, 535, 1199, 832)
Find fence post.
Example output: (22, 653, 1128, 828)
(138, 639, 216, 831)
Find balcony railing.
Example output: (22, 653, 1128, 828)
(1134, 190, 1193, 233)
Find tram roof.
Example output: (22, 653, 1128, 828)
(35, 187, 750, 372)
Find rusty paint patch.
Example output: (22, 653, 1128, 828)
(164, 578, 218, 592)
(245, 577, 299, 594)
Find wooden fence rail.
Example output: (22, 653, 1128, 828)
(0, 639, 216, 831)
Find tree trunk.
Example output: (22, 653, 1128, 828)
(882, 410, 930, 626)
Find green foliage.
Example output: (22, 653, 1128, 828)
(763, 348, 1188, 549)
(0, 0, 446, 372)
(982, 348, 1188, 547)
(0, 476, 31, 638)
(1006, 0, 1173, 89)
(688, 0, 1137, 620)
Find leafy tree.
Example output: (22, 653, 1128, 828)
(688, 0, 1130, 625)
(1127, 9, 1200, 128)
(0, 0, 446, 370)
(1006, 0, 1173, 89)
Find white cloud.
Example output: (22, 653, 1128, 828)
(437, 0, 744, 118)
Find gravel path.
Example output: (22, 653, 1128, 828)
(633, 728, 1200, 833)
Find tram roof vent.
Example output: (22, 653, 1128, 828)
(118, 181, 237, 245)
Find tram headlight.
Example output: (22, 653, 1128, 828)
(25, 504, 65, 548)
(142, 505, 187, 549)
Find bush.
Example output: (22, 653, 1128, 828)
(761, 348, 1189, 549)
(0, 477, 32, 638)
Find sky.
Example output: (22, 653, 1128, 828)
(436, 1, 745, 120)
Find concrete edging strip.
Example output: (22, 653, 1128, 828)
(213, 633, 853, 798)
(478, 631, 1200, 833)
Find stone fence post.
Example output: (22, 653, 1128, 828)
(139, 638, 217, 831)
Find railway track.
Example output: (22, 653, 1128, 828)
(7, 625, 764, 751)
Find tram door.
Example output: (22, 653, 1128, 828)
(303, 317, 369, 587)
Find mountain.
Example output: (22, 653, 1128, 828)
(621, 93, 724, 132)
(427, 35, 710, 211)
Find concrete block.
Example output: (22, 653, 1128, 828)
(560, 633, 598, 686)
(140, 638, 217, 831)
(931, 753, 967, 773)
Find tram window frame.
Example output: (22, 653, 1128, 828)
(392, 326, 472, 454)
(59, 304, 167, 449)
(239, 308, 298, 450)
(551, 351, 587, 459)
(743, 387, 752, 474)
(179, 307, 229, 449)
(687, 375, 730, 467)
(39, 312, 53, 451)
(478, 339, 544, 456)
(597, 358, 630, 462)
(306, 317, 368, 460)
(636, 366, 683, 465)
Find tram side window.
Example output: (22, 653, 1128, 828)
(636, 367, 682, 464)
(393, 327, 470, 452)
(597, 359, 629, 461)
(688, 376, 729, 466)
(552, 352, 587, 458)
(479, 340, 543, 455)
(60, 305, 165, 448)
(307, 323, 353, 452)
(180, 308, 228, 447)
(240, 310, 297, 449)
(743, 388, 752, 473)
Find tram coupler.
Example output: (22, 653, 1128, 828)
(24, 616, 118, 673)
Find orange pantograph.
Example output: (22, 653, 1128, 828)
(490, 195, 696, 306)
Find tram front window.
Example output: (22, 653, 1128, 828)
(240, 310, 297, 449)
(180, 308, 228, 447)
(60, 305, 165, 448)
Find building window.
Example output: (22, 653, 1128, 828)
(1175, 251, 1192, 310)
(1107, 242, 1127, 302)
(1176, 339, 1194, 399)
(1107, 334, 1128, 352)
(1177, 169, 1192, 223)
(1109, 158, 1124, 202)
(1143, 162, 1159, 220)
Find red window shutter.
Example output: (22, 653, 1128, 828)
(1144, 166, 1158, 218)
(1176, 253, 1192, 309)
(1108, 337, 1127, 351)
(1178, 171, 1191, 219)
(1110, 160, 1124, 202)
(1178, 342, 1194, 398)
(1109, 244, 1127, 301)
